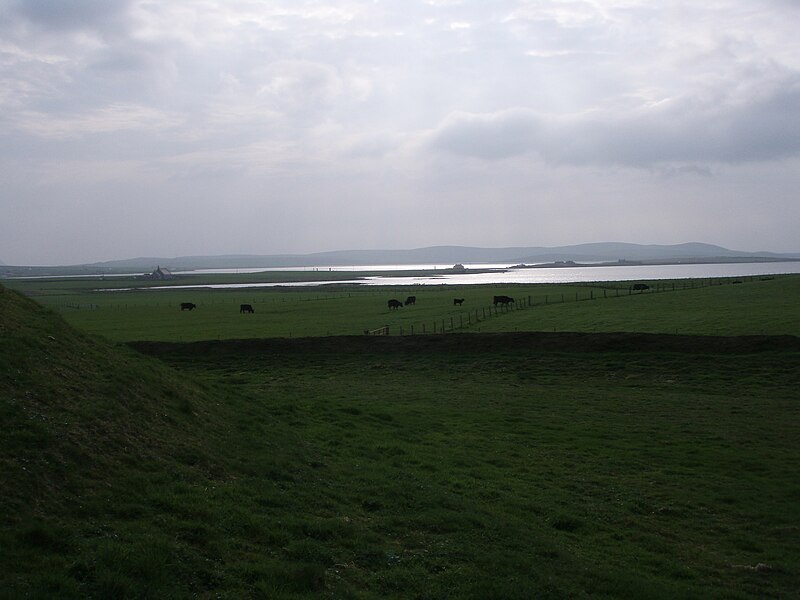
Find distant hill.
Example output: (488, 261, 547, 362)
(85, 242, 800, 271)
(2, 242, 799, 275)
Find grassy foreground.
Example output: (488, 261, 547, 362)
(2, 284, 800, 598)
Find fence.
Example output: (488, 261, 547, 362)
(382, 275, 762, 336)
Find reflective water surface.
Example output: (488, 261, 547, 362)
(123, 261, 800, 290)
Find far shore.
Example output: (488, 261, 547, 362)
(2, 255, 799, 280)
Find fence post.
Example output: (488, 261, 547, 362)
(411, 324, 414, 335)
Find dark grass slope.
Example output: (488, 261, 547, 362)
(3, 284, 800, 598)
(0, 287, 310, 597)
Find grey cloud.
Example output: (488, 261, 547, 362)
(430, 108, 542, 159)
(7, 0, 132, 32)
(429, 73, 800, 167)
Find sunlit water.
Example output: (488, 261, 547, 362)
(103, 261, 800, 290)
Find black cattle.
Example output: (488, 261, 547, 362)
(180, 302, 196, 311)
(453, 298, 464, 306)
(632, 283, 650, 291)
(404, 296, 416, 306)
(240, 303, 255, 313)
(388, 299, 403, 310)
(493, 295, 514, 306)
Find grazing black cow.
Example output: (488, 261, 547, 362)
(388, 299, 403, 310)
(180, 302, 196, 311)
(453, 298, 464, 306)
(404, 296, 416, 306)
(240, 303, 255, 313)
(493, 295, 514, 306)
(632, 284, 649, 291)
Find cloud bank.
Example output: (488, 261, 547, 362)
(1, 0, 799, 264)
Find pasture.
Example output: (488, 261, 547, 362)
(4, 273, 799, 341)
(2, 281, 799, 598)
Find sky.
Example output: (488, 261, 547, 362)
(2, 1, 799, 265)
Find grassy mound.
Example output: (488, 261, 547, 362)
(0, 286, 309, 597)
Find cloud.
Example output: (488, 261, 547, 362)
(427, 72, 800, 167)
(7, 0, 133, 33)
(2, 0, 800, 263)
(14, 104, 184, 139)
(429, 108, 541, 159)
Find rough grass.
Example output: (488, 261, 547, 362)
(2, 284, 799, 598)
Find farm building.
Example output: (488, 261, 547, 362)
(149, 266, 174, 280)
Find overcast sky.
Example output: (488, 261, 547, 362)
(2, 0, 799, 265)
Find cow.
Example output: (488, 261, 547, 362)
(453, 298, 464, 306)
(404, 296, 416, 306)
(180, 302, 196, 311)
(388, 299, 403, 310)
(631, 283, 649, 291)
(493, 295, 514, 306)
(240, 303, 255, 313)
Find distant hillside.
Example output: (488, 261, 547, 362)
(87, 242, 800, 270)
(2, 242, 799, 275)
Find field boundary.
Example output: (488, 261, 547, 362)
(129, 331, 800, 357)
(384, 275, 774, 336)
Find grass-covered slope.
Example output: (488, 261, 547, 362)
(3, 284, 800, 598)
(0, 286, 311, 598)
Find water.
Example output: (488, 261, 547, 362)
(109, 261, 800, 290)
(173, 263, 515, 274)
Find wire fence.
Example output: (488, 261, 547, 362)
(47, 275, 765, 338)
(381, 276, 762, 336)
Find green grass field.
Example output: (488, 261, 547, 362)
(5, 273, 799, 340)
(2, 276, 799, 598)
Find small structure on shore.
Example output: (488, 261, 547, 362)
(146, 266, 173, 280)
